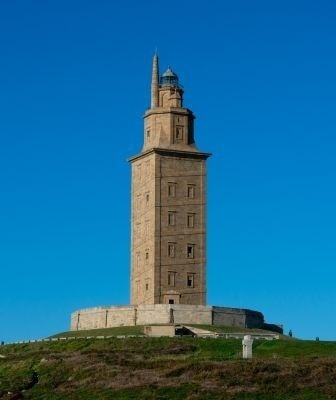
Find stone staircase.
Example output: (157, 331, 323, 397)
(183, 326, 218, 338)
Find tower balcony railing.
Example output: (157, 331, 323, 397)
(159, 82, 184, 90)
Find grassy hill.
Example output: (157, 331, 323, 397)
(49, 324, 282, 339)
(1, 326, 336, 399)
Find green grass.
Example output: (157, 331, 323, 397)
(49, 324, 283, 339)
(187, 324, 282, 335)
(1, 334, 336, 399)
(253, 338, 336, 358)
(49, 325, 145, 338)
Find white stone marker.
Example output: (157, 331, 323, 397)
(242, 335, 254, 359)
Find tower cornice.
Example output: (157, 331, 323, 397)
(144, 107, 195, 119)
(128, 147, 211, 164)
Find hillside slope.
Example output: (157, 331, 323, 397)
(1, 330, 336, 399)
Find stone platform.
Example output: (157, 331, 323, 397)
(70, 304, 273, 332)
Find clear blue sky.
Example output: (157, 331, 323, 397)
(1, 0, 335, 342)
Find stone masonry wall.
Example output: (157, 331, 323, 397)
(212, 306, 264, 329)
(70, 304, 264, 331)
(172, 305, 212, 325)
(71, 306, 135, 331)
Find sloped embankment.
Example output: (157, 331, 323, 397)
(1, 335, 336, 399)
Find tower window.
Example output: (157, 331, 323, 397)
(187, 184, 195, 199)
(146, 129, 150, 139)
(187, 274, 195, 287)
(168, 271, 176, 287)
(175, 126, 184, 143)
(137, 164, 142, 181)
(134, 222, 141, 245)
(168, 242, 176, 257)
(168, 182, 176, 197)
(145, 160, 150, 176)
(187, 244, 195, 258)
(145, 283, 149, 290)
(136, 194, 142, 210)
(169, 299, 175, 304)
(168, 211, 176, 226)
(145, 192, 150, 204)
(144, 220, 149, 238)
(145, 250, 149, 260)
(187, 213, 195, 228)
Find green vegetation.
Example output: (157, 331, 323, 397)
(187, 324, 280, 334)
(50, 324, 282, 339)
(50, 325, 144, 338)
(1, 328, 336, 399)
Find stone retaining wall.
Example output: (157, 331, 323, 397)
(70, 304, 265, 331)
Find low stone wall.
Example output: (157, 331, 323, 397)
(135, 304, 172, 325)
(172, 305, 212, 325)
(71, 306, 135, 331)
(212, 306, 264, 329)
(70, 304, 265, 331)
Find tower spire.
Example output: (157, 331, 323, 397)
(151, 53, 159, 108)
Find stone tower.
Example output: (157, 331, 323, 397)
(129, 54, 210, 306)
